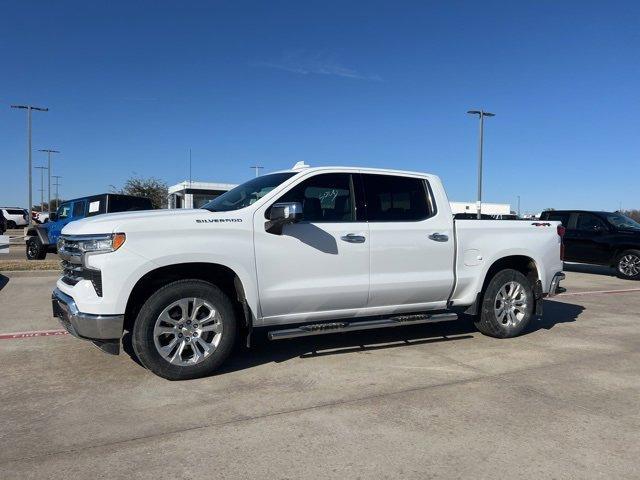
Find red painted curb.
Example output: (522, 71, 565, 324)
(0, 329, 69, 340)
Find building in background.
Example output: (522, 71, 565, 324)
(450, 201, 512, 216)
(168, 181, 237, 209)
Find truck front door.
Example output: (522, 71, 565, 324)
(254, 172, 370, 323)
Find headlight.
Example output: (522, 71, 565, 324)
(74, 233, 126, 254)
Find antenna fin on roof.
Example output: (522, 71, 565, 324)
(292, 161, 310, 170)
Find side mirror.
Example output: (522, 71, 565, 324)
(266, 202, 303, 235)
(49, 213, 58, 222)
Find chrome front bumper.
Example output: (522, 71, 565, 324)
(51, 288, 124, 341)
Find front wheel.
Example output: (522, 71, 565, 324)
(474, 269, 534, 338)
(26, 237, 47, 260)
(616, 250, 640, 280)
(132, 280, 237, 380)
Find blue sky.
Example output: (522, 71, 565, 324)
(1, 0, 638, 214)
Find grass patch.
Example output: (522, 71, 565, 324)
(0, 259, 60, 271)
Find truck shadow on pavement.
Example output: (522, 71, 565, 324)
(122, 300, 584, 377)
(0, 274, 9, 292)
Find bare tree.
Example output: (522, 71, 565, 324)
(114, 177, 168, 209)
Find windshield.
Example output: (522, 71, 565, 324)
(606, 213, 640, 231)
(202, 172, 296, 212)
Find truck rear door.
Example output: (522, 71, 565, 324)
(363, 173, 455, 310)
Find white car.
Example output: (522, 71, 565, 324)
(52, 164, 565, 380)
(36, 212, 50, 224)
(0, 207, 29, 229)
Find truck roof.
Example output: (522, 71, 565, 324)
(274, 165, 436, 179)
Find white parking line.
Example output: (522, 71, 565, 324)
(558, 288, 640, 297)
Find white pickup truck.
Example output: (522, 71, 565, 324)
(53, 164, 565, 380)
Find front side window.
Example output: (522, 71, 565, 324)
(275, 173, 355, 222)
(57, 203, 72, 220)
(203, 173, 296, 212)
(606, 213, 640, 231)
(363, 174, 431, 222)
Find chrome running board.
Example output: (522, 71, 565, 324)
(268, 312, 458, 340)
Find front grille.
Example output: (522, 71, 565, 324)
(59, 236, 103, 297)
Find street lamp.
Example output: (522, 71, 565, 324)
(34, 166, 48, 212)
(52, 175, 62, 211)
(38, 149, 60, 214)
(467, 109, 495, 219)
(11, 105, 49, 226)
(250, 165, 264, 177)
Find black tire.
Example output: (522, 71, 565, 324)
(7, 220, 16, 229)
(132, 280, 237, 380)
(615, 249, 640, 280)
(474, 269, 534, 338)
(26, 237, 47, 260)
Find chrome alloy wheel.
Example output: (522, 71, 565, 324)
(153, 298, 223, 366)
(618, 254, 640, 277)
(494, 281, 528, 327)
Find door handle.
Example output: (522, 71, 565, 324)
(428, 232, 449, 242)
(341, 233, 366, 243)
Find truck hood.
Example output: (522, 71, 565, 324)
(61, 209, 234, 235)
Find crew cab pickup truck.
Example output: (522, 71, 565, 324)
(52, 164, 565, 380)
(26, 193, 152, 260)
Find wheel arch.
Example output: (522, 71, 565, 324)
(123, 262, 254, 334)
(465, 255, 541, 316)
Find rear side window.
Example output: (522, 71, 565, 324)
(363, 174, 431, 222)
(86, 199, 106, 217)
(576, 213, 607, 232)
(6, 209, 24, 215)
(276, 173, 355, 222)
(543, 212, 570, 226)
(72, 201, 85, 217)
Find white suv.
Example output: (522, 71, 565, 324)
(0, 208, 29, 229)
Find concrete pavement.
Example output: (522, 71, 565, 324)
(0, 268, 638, 479)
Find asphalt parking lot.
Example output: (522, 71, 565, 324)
(1, 267, 639, 479)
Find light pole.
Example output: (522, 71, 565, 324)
(52, 175, 62, 210)
(517, 195, 521, 217)
(467, 109, 495, 219)
(250, 165, 264, 177)
(11, 105, 49, 226)
(38, 149, 60, 214)
(34, 166, 48, 212)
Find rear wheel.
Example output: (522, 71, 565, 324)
(26, 237, 47, 260)
(616, 250, 640, 280)
(474, 269, 534, 338)
(132, 280, 237, 380)
(7, 220, 16, 229)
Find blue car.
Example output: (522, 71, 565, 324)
(26, 193, 152, 260)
